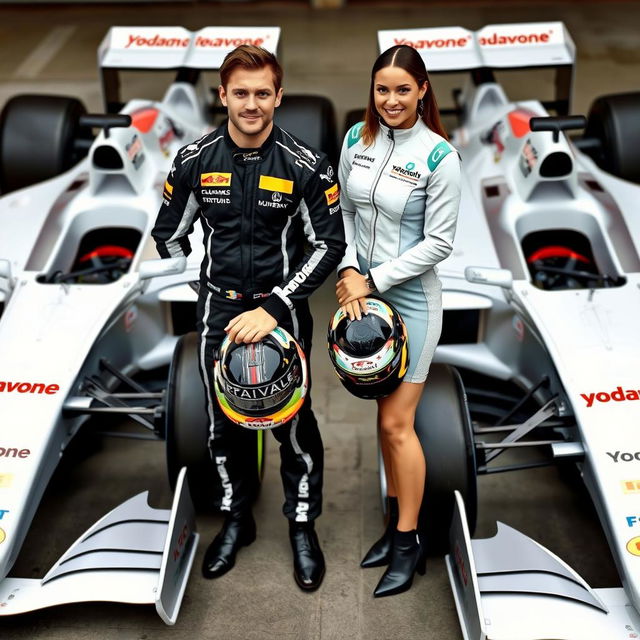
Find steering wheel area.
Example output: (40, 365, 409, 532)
(51, 245, 134, 284)
(527, 245, 603, 290)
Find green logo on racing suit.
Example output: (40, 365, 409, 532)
(347, 122, 365, 148)
(427, 141, 452, 171)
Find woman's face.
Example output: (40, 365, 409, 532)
(373, 65, 427, 130)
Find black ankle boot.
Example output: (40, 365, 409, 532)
(361, 497, 398, 568)
(373, 529, 426, 598)
(202, 512, 256, 579)
(289, 521, 326, 591)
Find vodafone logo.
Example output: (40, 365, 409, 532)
(581, 386, 640, 408)
(195, 36, 266, 48)
(479, 30, 553, 47)
(125, 35, 190, 49)
(393, 35, 471, 50)
(0, 381, 59, 395)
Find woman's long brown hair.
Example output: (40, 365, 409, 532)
(361, 45, 447, 146)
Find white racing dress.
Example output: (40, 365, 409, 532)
(337, 118, 461, 383)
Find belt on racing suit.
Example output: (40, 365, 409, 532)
(205, 281, 271, 301)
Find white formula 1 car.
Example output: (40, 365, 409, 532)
(370, 22, 640, 640)
(0, 24, 338, 623)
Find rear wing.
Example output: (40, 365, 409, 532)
(378, 22, 575, 114)
(97, 26, 280, 112)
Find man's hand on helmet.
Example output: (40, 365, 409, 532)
(225, 307, 278, 344)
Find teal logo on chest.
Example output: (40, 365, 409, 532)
(428, 141, 452, 171)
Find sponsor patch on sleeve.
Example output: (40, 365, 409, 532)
(259, 175, 294, 194)
(324, 184, 340, 205)
(201, 172, 232, 187)
(347, 122, 365, 148)
(427, 141, 452, 171)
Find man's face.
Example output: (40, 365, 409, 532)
(219, 66, 283, 145)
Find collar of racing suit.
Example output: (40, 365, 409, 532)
(224, 123, 276, 165)
(378, 116, 426, 142)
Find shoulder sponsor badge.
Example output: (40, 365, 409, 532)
(348, 122, 365, 148)
(259, 175, 294, 194)
(427, 141, 452, 171)
(324, 184, 340, 205)
(201, 172, 232, 187)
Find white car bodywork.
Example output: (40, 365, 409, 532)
(381, 23, 640, 640)
(0, 25, 280, 622)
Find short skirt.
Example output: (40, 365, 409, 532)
(358, 255, 443, 384)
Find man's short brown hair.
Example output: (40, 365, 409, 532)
(219, 45, 283, 92)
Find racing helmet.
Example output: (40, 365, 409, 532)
(213, 327, 308, 430)
(327, 297, 409, 399)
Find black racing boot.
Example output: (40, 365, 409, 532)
(202, 511, 256, 579)
(373, 529, 426, 598)
(289, 521, 326, 591)
(361, 496, 399, 568)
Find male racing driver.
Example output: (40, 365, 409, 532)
(152, 45, 345, 591)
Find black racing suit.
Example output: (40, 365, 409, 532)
(152, 123, 346, 521)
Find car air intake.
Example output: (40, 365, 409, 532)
(539, 152, 572, 178)
(93, 145, 124, 170)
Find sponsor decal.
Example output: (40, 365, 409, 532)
(201, 172, 232, 187)
(172, 522, 189, 562)
(353, 153, 375, 170)
(0, 447, 30, 459)
(163, 180, 173, 201)
(623, 480, 640, 494)
(202, 188, 231, 204)
(478, 29, 553, 47)
(428, 141, 452, 171)
(348, 122, 364, 148)
(320, 166, 334, 182)
(0, 528, 4, 544)
(194, 36, 265, 48)
(607, 451, 640, 463)
(258, 199, 288, 209)
(125, 34, 190, 49)
(581, 386, 640, 407)
(225, 371, 300, 400)
(0, 381, 59, 395)
(124, 306, 138, 333)
(519, 139, 538, 178)
(324, 184, 340, 206)
(627, 536, 640, 557)
(295, 473, 310, 522)
(215, 456, 233, 511)
(126, 135, 145, 169)
(329, 204, 340, 215)
(454, 542, 469, 586)
(393, 35, 471, 50)
(272, 192, 282, 203)
(353, 360, 377, 372)
(390, 163, 422, 184)
(0, 474, 12, 488)
(626, 624, 639, 638)
(0, 510, 7, 520)
(259, 175, 294, 194)
(627, 516, 640, 528)
(405, 162, 415, 171)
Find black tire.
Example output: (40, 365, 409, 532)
(165, 332, 265, 511)
(274, 94, 338, 165)
(415, 364, 477, 555)
(584, 92, 640, 184)
(344, 108, 365, 138)
(0, 94, 89, 193)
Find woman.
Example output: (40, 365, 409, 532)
(335, 44, 461, 598)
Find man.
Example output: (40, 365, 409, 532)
(152, 45, 345, 591)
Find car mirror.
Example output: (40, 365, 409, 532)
(139, 257, 186, 280)
(465, 266, 513, 289)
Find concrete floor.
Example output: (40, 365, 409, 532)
(0, 1, 637, 638)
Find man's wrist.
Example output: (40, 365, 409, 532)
(365, 271, 377, 293)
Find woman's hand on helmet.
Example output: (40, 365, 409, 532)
(225, 307, 278, 344)
(340, 299, 368, 321)
(336, 270, 370, 306)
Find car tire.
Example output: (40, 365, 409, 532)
(274, 94, 338, 165)
(415, 363, 477, 554)
(584, 92, 640, 184)
(0, 94, 89, 194)
(165, 331, 265, 511)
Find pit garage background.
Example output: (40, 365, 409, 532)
(1, 1, 638, 639)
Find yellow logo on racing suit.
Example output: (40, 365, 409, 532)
(201, 172, 232, 187)
(324, 184, 339, 205)
(258, 175, 294, 194)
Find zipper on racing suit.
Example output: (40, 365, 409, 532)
(367, 127, 395, 266)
